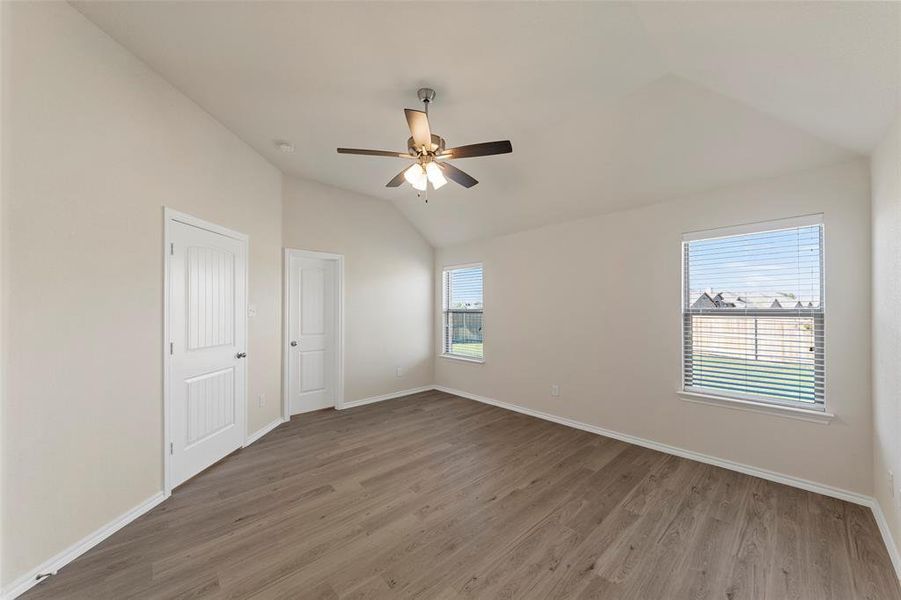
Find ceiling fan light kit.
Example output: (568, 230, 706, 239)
(425, 162, 447, 188)
(337, 87, 512, 200)
(404, 163, 428, 191)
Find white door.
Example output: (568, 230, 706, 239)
(168, 219, 247, 488)
(288, 254, 337, 414)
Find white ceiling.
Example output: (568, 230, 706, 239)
(74, 1, 899, 247)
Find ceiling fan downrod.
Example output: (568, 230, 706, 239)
(417, 87, 436, 115)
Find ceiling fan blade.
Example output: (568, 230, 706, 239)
(337, 148, 410, 158)
(404, 109, 432, 149)
(386, 166, 410, 187)
(438, 162, 478, 188)
(441, 140, 512, 159)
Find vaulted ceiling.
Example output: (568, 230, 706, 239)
(74, 1, 899, 247)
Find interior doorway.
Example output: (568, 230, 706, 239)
(284, 249, 344, 416)
(164, 209, 248, 491)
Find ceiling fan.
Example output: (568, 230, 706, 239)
(337, 88, 512, 196)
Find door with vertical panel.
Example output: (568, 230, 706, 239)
(288, 254, 336, 414)
(168, 220, 247, 488)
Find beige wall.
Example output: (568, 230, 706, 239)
(435, 159, 873, 495)
(872, 112, 901, 555)
(0, 0, 890, 591)
(1, 2, 283, 586)
(0, 1, 7, 587)
(283, 177, 433, 402)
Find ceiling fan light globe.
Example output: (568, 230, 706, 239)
(425, 162, 447, 189)
(404, 163, 428, 191)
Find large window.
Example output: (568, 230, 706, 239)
(682, 216, 824, 410)
(442, 264, 484, 361)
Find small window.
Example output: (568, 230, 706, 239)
(442, 264, 484, 361)
(682, 216, 824, 410)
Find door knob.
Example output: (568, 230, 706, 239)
(236, 352, 247, 359)
(290, 341, 298, 347)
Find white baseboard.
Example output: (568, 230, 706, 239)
(2, 491, 168, 600)
(244, 417, 286, 447)
(8, 385, 899, 599)
(869, 499, 901, 581)
(433, 386, 871, 505)
(340, 385, 435, 410)
(435, 385, 901, 581)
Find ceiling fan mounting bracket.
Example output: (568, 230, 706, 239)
(417, 87, 437, 105)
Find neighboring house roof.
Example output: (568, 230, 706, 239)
(691, 291, 819, 309)
(691, 292, 736, 308)
(691, 292, 718, 309)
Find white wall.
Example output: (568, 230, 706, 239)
(436, 159, 873, 495)
(283, 177, 433, 402)
(872, 112, 901, 555)
(2, 2, 283, 587)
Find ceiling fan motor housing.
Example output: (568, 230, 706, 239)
(408, 134, 445, 156)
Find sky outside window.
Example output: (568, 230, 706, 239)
(687, 225, 822, 308)
(447, 267, 483, 309)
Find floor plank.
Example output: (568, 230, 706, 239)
(21, 390, 901, 599)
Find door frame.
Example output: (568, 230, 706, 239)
(283, 248, 345, 419)
(163, 208, 249, 494)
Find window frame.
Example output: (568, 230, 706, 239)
(440, 262, 485, 364)
(680, 215, 826, 413)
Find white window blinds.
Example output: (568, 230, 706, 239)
(442, 264, 484, 360)
(682, 217, 824, 409)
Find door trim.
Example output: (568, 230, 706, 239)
(163, 208, 249, 495)
(283, 248, 345, 419)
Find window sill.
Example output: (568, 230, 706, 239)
(677, 390, 835, 424)
(440, 354, 485, 364)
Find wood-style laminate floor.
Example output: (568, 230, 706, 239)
(23, 390, 901, 599)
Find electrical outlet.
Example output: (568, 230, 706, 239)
(258, 393, 265, 407)
(551, 384, 560, 397)
(248, 304, 257, 318)
(890, 470, 895, 497)
(396, 367, 404, 377)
